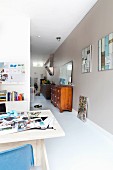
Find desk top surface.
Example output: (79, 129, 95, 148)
(0, 110, 65, 144)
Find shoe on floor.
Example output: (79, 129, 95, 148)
(34, 105, 42, 108)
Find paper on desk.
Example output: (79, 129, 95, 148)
(0, 111, 55, 135)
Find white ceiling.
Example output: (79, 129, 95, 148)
(0, 0, 98, 63)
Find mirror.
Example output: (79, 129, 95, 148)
(59, 61, 73, 85)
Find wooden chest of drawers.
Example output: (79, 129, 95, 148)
(51, 85, 73, 112)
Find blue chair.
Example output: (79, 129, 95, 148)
(0, 144, 34, 170)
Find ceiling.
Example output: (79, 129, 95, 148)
(0, 0, 98, 63)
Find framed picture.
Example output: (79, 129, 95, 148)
(82, 45, 92, 73)
(98, 32, 113, 71)
(77, 96, 88, 122)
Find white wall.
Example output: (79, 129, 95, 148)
(0, 16, 30, 111)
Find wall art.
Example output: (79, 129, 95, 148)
(77, 96, 88, 122)
(98, 32, 113, 71)
(82, 45, 92, 73)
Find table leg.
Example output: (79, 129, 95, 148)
(39, 139, 50, 170)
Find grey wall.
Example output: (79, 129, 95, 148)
(50, 0, 113, 135)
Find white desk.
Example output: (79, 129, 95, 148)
(0, 110, 65, 170)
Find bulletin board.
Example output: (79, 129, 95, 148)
(0, 62, 25, 83)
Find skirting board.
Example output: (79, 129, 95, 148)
(72, 108, 113, 145)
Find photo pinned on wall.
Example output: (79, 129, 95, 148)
(82, 45, 92, 73)
(77, 96, 88, 122)
(98, 32, 113, 71)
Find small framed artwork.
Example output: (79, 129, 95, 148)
(98, 32, 113, 71)
(82, 45, 92, 73)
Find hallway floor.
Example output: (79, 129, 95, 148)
(30, 94, 113, 170)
